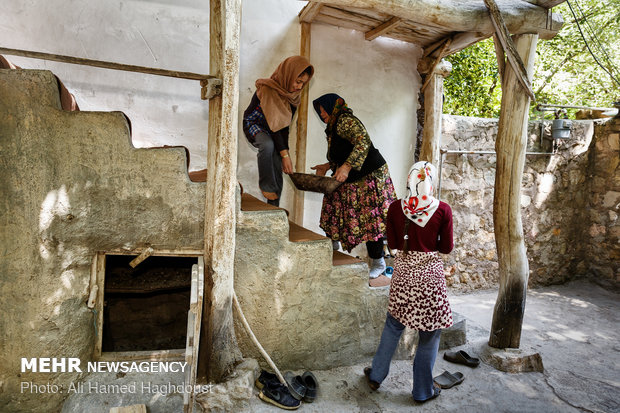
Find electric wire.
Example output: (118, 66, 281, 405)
(573, 0, 617, 73)
(570, 0, 620, 84)
(566, 0, 620, 87)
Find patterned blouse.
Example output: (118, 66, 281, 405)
(330, 113, 372, 172)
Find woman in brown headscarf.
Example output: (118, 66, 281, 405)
(243, 56, 314, 206)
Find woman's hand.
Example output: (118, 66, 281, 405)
(281, 155, 293, 174)
(334, 163, 351, 182)
(310, 162, 331, 176)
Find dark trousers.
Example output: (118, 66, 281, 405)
(366, 239, 384, 259)
(253, 131, 283, 206)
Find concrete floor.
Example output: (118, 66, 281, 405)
(61, 278, 619, 413)
(242, 278, 620, 413)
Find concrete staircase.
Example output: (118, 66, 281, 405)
(0, 67, 464, 377)
(232, 191, 466, 370)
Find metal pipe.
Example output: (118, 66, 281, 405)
(536, 103, 618, 113)
(437, 151, 445, 201)
(440, 149, 556, 156)
(0, 46, 216, 81)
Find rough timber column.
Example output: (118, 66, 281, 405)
(293, 21, 312, 225)
(199, 0, 243, 381)
(489, 33, 538, 349)
(418, 59, 452, 166)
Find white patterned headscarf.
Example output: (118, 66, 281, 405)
(402, 161, 440, 227)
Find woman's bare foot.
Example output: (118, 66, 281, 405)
(262, 191, 278, 201)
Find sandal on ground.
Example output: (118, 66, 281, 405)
(443, 350, 480, 367)
(283, 371, 307, 401)
(301, 371, 318, 403)
(433, 370, 465, 389)
(258, 381, 301, 410)
(363, 367, 380, 391)
(414, 383, 441, 403)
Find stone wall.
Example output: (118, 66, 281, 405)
(440, 114, 618, 290)
(586, 118, 620, 281)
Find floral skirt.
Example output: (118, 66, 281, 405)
(319, 164, 396, 252)
(388, 251, 453, 331)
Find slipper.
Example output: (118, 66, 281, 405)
(433, 370, 465, 389)
(414, 383, 441, 403)
(443, 350, 480, 367)
(301, 371, 318, 403)
(283, 371, 307, 401)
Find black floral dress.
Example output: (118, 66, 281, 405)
(319, 113, 396, 252)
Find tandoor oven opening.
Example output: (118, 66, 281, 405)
(102, 254, 196, 352)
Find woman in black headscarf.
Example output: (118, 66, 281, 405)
(311, 93, 397, 280)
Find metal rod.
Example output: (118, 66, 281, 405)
(0, 47, 216, 81)
(440, 149, 555, 156)
(536, 103, 617, 112)
(437, 151, 445, 201)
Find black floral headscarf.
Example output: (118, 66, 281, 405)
(312, 93, 351, 134)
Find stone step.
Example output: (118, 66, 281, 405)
(239, 192, 362, 267)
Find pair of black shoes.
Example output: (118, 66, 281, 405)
(255, 370, 318, 410)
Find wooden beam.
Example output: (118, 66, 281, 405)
(365, 16, 402, 41)
(492, 33, 506, 86)
(424, 31, 490, 58)
(419, 60, 452, 168)
(293, 21, 312, 225)
(0, 47, 216, 81)
(109, 405, 147, 413)
(299, 2, 323, 23)
(527, 0, 567, 8)
(484, 0, 536, 101)
(198, 0, 243, 383)
(420, 37, 451, 93)
(309, 0, 564, 39)
(489, 33, 539, 349)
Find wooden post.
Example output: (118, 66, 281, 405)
(489, 33, 538, 349)
(292, 21, 312, 225)
(418, 59, 452, 167)
(198, 0, 243, 382)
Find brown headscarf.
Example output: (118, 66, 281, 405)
(255, 55, 314, 132)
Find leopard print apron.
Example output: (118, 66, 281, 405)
(387, 250, 453, 331)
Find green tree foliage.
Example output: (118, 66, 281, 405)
(443, 39, 502, 118)
(443, 0, 620, 118)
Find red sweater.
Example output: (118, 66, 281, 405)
(386, 200, 453, 254)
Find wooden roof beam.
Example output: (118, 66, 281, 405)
(484, 0, 536, 101)
(299, 2, 323, 23)
(525, 0, 567, 9)
(308, 0, 564, 39)
(365, 16, 402, 41)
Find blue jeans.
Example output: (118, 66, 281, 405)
(253, 132, 282, 206)
(370, 312, 442, 401)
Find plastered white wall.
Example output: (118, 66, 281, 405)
(1, 0, 211, 168)
(2, 0, 422, 245)
(238, 2, 422, 246)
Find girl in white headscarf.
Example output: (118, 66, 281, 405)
(365, 161, 454, 403)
